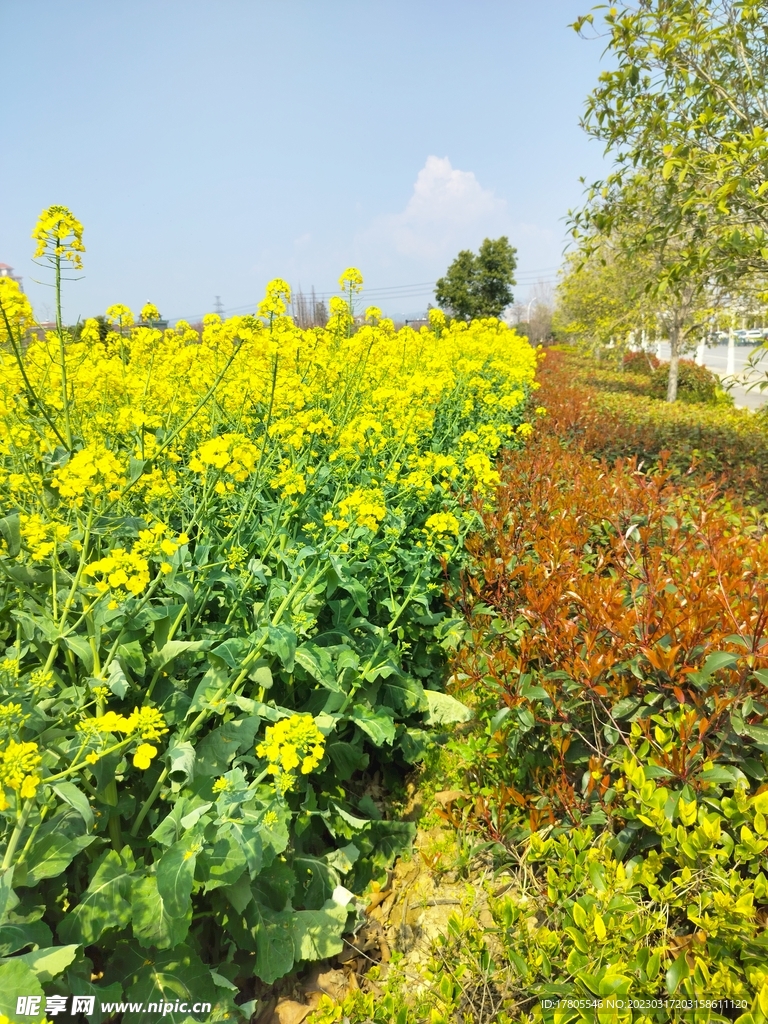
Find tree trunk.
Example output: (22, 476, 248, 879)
(667, 326, 680, 402)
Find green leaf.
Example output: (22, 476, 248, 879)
(572, 902, 588, 929)
(564, 927, 589, 954)
(588, 861, 607, 893)
(0, 512, 21, 557)
(380, 671, 426, 714)
(665, 952, 690, 993)
(198, 832, 247, 892)
(366, 820, 415, 869)
(746, 723, 768, 752)
(131, 875, 191, 950)
(326, 741, 367, 780)
(399, 727, 430, 763)
(295, 642, 340, 691)
(51, 782, 94, 832)
(153, 638, 209, 669)
(9, 943, 79, 983)
(265, 624, 297, 672)
(250, 903, 295, 984)
(423, 690, 473, 726)
(252, 860, 296, 912)
(210, 637, 247, 669)
(292, 899, 348, 962)
(225, 821, 263, 878)
(64, 635, 94, 674)
(118, 639, 146, 675)
(166, 742, 196, 785)
(156, 836, 201, 919)
(63, 969, 123, 1024)
(240, 803, 290, 868)
(58, 848, 135, 945)
(195, 717, 261, 776)
(0, 919, 53, 956)
(0, 959, 44, 1022)
(106, 942, 217, 1024)
(106, 658, 130, 698)
(22, 833, 94, 886)
(0, 868, 17, 925)
(349, 704, 396, 745)
(294, 855, 340, 910)
(223, 872, 253, 914)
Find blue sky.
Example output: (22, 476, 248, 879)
(1, 1, 608, 322)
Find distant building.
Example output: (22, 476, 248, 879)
(0, 264, 23, 290)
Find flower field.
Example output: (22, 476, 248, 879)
(0, 209, 538, 1021)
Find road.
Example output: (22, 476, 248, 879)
(654, 341, 768, 411)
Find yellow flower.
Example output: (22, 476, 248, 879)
(212, 777, 230, 793)
(270, 461, 307, 498)
(32, 205, 85, 268)
(258, 278, 291, 319)
(339, 268, 363, 293)
(105, 303, 134, 328)
(20, 774, 40, 799)
(0, 277, 35, 336)
(190, 433, 259, 485)
(125, 705, 169, 741)
(133, 743, 157, 769)
(256, 715, 326, 781)
(337, 487, 386, 532)
(76, 710, 132, 736)
(53, 445, 125, 505)
(84, 547, 150, 597)
(0, 739, 42, 791)
(140, 302, 161, 322)
(424, 512, 460, 537)
(81, 317, 102, 344)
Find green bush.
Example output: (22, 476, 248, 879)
(649, 358, 721, 403)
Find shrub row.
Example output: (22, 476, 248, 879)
(433, 351, 768, 1017)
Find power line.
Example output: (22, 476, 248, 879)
(170, 268, 562, 322)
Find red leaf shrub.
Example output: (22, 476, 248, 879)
(622, 350, 660, 374)
(446, 350, 768, 840)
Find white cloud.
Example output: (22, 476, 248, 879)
(365, 155, 507, 261)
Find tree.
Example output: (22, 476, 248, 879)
(573, 0, 768, 286)
(560, 210, 722, 400)
(435, 237, 517, 320)
(555, 247, 648, 355)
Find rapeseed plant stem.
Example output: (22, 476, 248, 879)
(1, 798, 34, 870)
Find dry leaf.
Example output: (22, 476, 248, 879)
(434, 790, 467, 806)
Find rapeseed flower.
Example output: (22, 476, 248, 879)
(140, 302, 161, 322)
(256, 714, 325, 777)
(105, 304, 134, 329)
(0, 702, 29, 739)
(53, 445, 125, 504)
(84, 548, 150, 596)
(338, 487, 387, 532)
(32, 205, 85, 269)
(20, 515, 70, 561)
(133, 743, 158, 770)
(0, 739, 42, 797)
(0, 277, 34, 334)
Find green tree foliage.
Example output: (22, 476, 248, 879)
(435, 237, 517, 321)
(573, 0, 768, 284)
(557, 226, 719, 401)
(555, 246, 648, 354)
